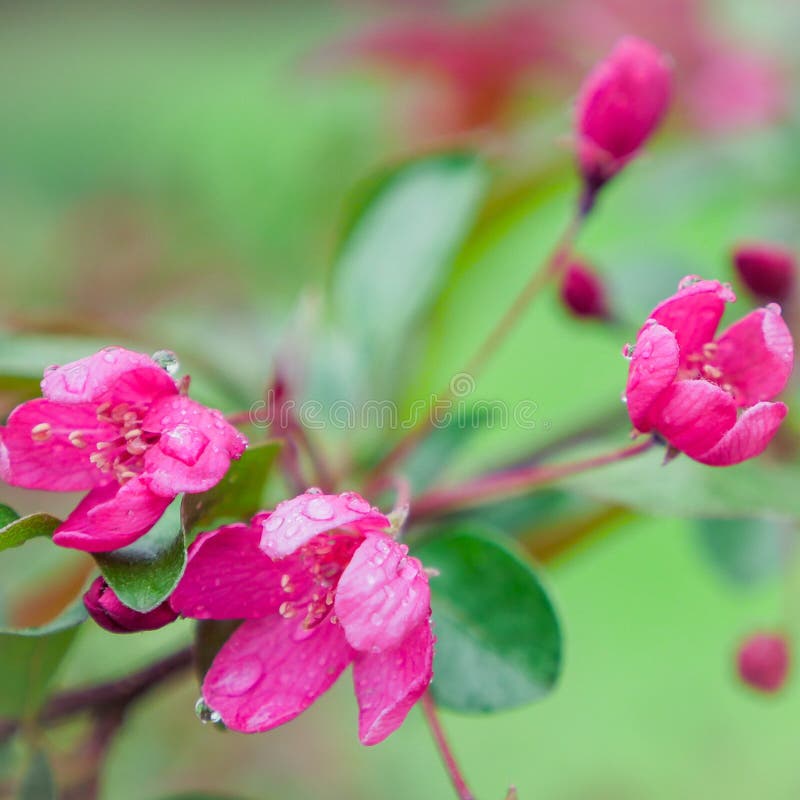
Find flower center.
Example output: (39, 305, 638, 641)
(277, 533, 360, 632)
(88, 402, 158, 484)
(680, 342, 738, 399)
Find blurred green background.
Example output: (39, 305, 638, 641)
(1, 1, 799, 798)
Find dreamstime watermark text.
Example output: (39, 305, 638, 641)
(248, 373, 550, 432)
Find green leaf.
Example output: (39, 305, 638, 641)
(19, 749, 57, 800)
(332, 153, 489, 383)
(194, 620, 242, 682)
(0, 602, 87, 718)
(0, 512, 61, 553)
(694, 517, 795, 586)
(181, 440, 282, 535)
(412, 525, 562, 712)
(564, 442, 800, 520)
(0, 505, 19, 529)
(94, 498, 186, 613)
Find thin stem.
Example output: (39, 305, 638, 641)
(369, 207, 586, 486)
(410, 437, 655, 523)
(421, 691, 476, 800)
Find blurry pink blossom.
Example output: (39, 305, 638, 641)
(560, 260, 611, 319)
(624, 277, 793, 465)
(737, 632, 790, 693)
(733, 242, 796, 304)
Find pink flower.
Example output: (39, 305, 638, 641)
(171, 490, 434, 745)
(84, 576, 178, 634)
(0, 347, 247, 552)
(560, 260, 610, 319)
(733, 242, 796, 304)
(737, 632, 789, 693)
(576, 36, 671, 195)
(624, 277, 793, 466)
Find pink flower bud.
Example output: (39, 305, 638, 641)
(576, 37, 671, 197)
(560, 261, 610, 319)
(83, 576, 178, 634)
(733, 242, 796, 303)
(737, 632, 789, 693)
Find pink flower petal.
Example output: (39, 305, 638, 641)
(710, 306, 793, 406)
(171, 521, 312, 620)
(0, 399, 114, 490)
(696, 402, 787, 466)
(203, 615, 353, 733)
(625, 322, 680, 432)
(652, 379, 737, 459)
(42, 347, 177, 406)
(648, 278, 735, 361)
(259, 491, 390, 559)
(353, 619, 435, 746)
(142, 396, 247, 497)
(335, 534, 430, 653)
(52, 479, 171, 552)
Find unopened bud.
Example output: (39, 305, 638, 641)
(737, 632, 789, 693)
(83, 576, 178, 634)
(576, 37, 672, 200)
(560, 261, 610, 319)
(732, 242, 796, 303)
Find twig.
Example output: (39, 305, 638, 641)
(410, 438, 655, 522)
(421, 691, 476, 800)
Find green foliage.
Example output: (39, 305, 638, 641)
(413, 525, 562, 712)
(19, 749, 57, 800)
(181, 440, 282, 536)
(564, 443, 800, 520)
(0, 602, 87, 718)
(95, 499, 186, 613)
(332, 153, 489, 389)
(694, 518, 795, 586)
(0, 512, 61, 553)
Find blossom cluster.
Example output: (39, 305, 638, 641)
(0, 34, 795, 760)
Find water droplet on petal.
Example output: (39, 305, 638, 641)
(305, 497, 334, 521)
(263, 515, 283, 532)
(766, 302, 782, 316)
(344, 493, 371, 514)
(213, 656, 261, 697)
(306, 486, 323, 495)
(152, 349, 180, 375)
(640, 341, 654, 359)
(678, 275, 702, 290)
(63, 364, 88, 394)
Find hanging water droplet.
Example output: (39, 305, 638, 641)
(152, 349, 180, 375)
(622, 343, 634, 360)
(195, 698, 221, 724)
(678, 275, 702, 290)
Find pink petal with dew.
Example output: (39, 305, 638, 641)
(625, 322, 680, 432)
(53, 478, 171, 552)
(0, 399, 115, 491)
(142, 395, 247, 497)
(259, 490, 390, 559)
(42, 347, 177, 406)
(335, 534, 430, 653)
(353, 618, 435, 746)
(710, 306, 793, 407)
(652, 380, 737, 460)
(696, 402, 787, 467)
(577, 36, 671, 173)
(648, 278, 734, 362)
(203, 615, 353, 734)
(171, 521, 312, 620)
